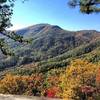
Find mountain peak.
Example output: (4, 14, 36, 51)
(28, 24, 62, 30)
(51, 25, 62, 30)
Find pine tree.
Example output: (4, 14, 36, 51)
(0, 0, 30, 56)
(68, 0, 100, 14)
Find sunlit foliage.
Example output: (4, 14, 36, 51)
(0, 73, 44, 96)
(60, 59, 98, 99)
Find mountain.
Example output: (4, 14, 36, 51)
(0, 24, 100, 71)
(15, 24, 100, 59)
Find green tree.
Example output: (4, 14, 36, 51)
(68, 0, 100, 14)
(0, 0, 30, 56)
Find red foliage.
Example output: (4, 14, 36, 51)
(47, 90, 56, 98)
(81, 86, 95, 93)
(46, 87, 59, 98)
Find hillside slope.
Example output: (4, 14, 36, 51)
(0, 24, 100, 71)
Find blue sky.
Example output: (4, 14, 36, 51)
(10, 0, 100, 31)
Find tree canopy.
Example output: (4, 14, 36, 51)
(68, 0, 100, 14)
(0, 0, 30, 56)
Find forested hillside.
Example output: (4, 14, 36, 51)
(0, 24, 100, 99)
(0, 0, 100, 100)
(0, 24, 100, 71)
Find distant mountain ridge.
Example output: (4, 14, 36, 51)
(0, 23, 100, 71)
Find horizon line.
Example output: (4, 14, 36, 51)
(7, 23, 100, 32)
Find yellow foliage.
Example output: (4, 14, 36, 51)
(0, 74, 27, 94)
(0, 73, 43, 95)
(60, 59, 98, 100)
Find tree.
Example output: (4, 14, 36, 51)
(68, 0, 100, 14)
(0, 0, 30, 56)
(60, 59, 98, 99)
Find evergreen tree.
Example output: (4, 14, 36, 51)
(68, 0, 100, 14)
(0, 0, 30, 56)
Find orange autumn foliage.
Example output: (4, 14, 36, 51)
(0, 73, 44, 96)
(96, 68, 100, 84)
